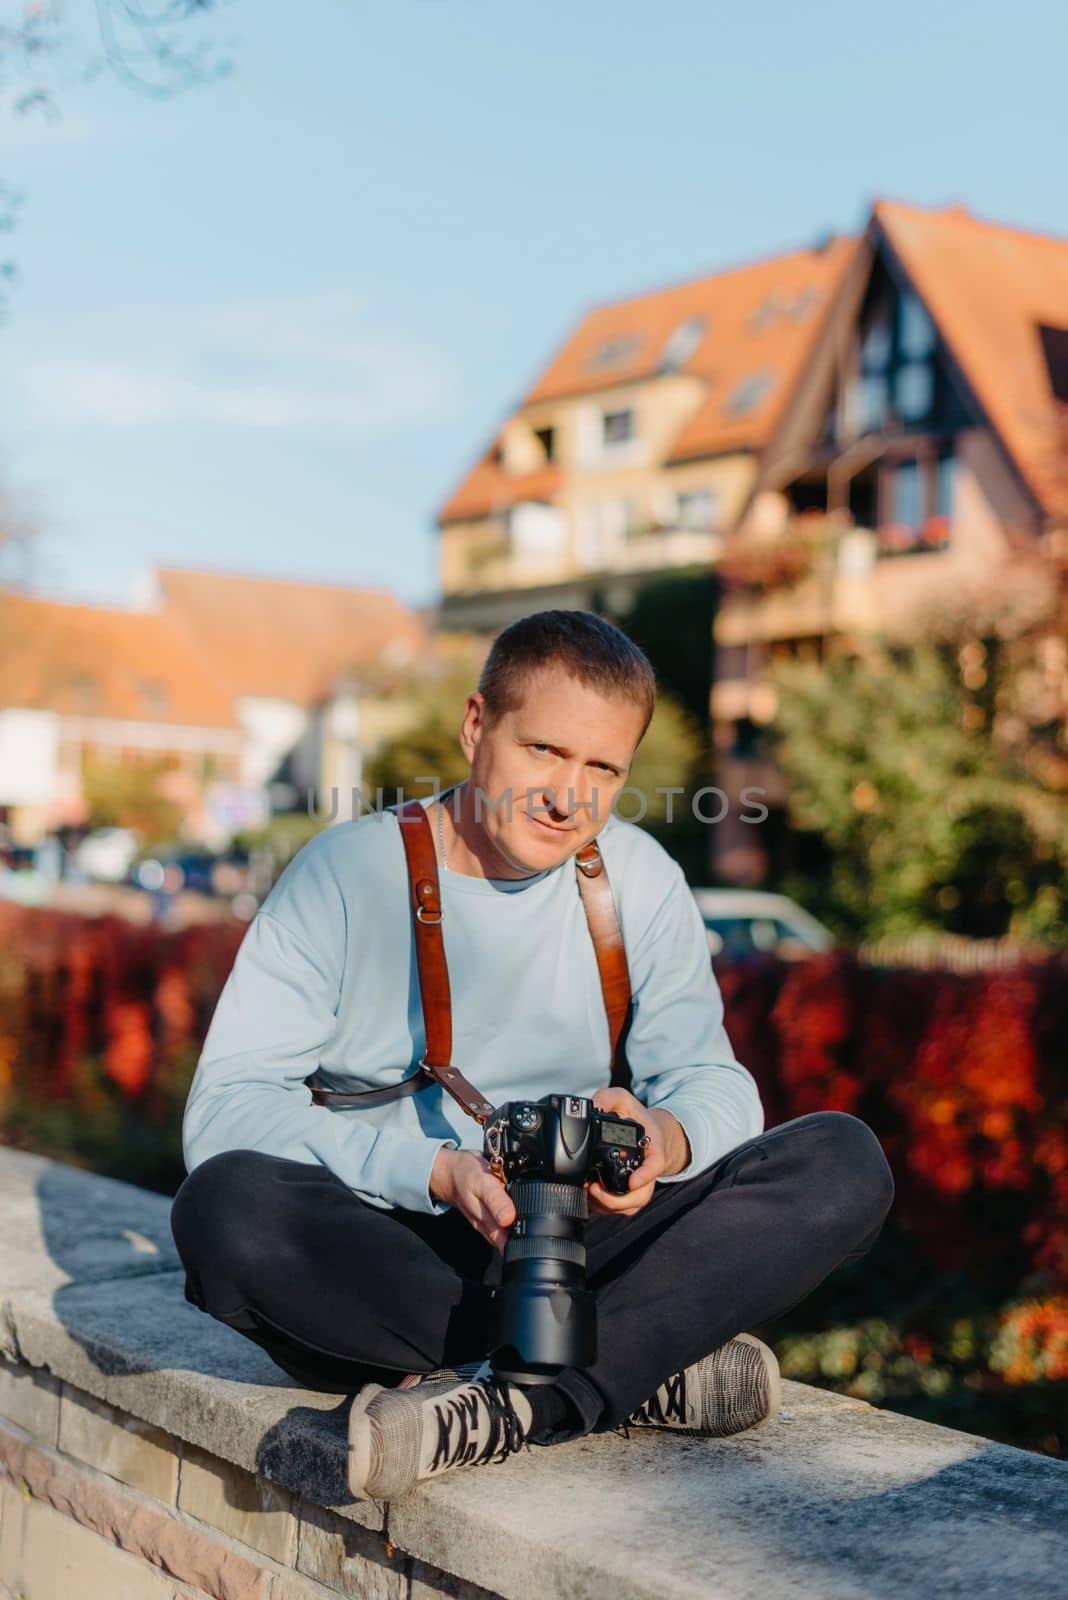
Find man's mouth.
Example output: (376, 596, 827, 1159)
(528, 812, 575, 835)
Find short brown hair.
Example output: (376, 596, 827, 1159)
(477, 610, 657, 744)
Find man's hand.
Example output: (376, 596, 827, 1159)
(587, 1088, 692, 1217)
(429, 1147, 516, 1252)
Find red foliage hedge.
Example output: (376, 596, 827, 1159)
(1, 906, 1065, 1309)
(717, 950, 1068, 1290)
(0, 903, 243, 1104)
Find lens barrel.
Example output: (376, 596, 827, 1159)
(490, 1179, 596, 1384)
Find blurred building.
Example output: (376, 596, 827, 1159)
(436, 198, 1068, 880)
(436, 232, 856, 730)
(715, 201, 1068, 879)
(0, 565, 429, 846)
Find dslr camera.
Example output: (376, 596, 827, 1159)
(483, 1093, 648, 1384)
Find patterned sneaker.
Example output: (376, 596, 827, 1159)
(394, 1359, 492, 1392)
(627, 1334, 781, 1436)
(348, 1370, 533, 1500)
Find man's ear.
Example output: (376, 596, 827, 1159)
(459, 691, 485, 763)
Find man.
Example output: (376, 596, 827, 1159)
(171, 609, 893, 1501)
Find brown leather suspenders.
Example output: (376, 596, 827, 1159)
(309, 798, 632, 1124)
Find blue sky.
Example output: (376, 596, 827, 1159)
(1, 0, 1066, 611)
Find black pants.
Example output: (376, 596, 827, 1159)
(170, 1110, 893, 1439)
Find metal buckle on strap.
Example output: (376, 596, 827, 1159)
(414, 877, 443, 923)
(575, 844, 603, 878)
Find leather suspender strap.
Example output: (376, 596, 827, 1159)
(308, 798, 632, 1122)
(574, 839, 633, 1089)
(392, 796, 497, 1124)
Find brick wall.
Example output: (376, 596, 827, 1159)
(0, 1356, 494, 1600)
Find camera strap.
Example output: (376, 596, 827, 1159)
(308, 797, 633, 1126)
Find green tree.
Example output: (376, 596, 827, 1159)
(766, 565, 1068, 943)
(81, 753, 184, 846)
(363, 648, 481, 808)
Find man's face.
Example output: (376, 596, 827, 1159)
(459, 663, 647, 875)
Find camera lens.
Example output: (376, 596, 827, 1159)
(490, 1178, 596, 1384)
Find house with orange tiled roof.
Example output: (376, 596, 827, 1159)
(142, 563, 429, 809)
(0, 566, 431, 846)
(437, 199, 1068, 883)
(709, 199, 1068, 881)
(435, 232, 859, 698)
(0, 588, 243, 843)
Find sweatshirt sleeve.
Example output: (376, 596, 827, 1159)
(181, 849, 456, 1215)
(624, 862, 764, 1180)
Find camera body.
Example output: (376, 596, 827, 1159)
(483, 1093, 647, 1195)
(484, 1093, 648, 1385)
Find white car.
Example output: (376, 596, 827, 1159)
(690, 889, 835, 961)
(72, 828, 141, 884)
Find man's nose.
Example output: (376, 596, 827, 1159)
(546, 770, 592, 823)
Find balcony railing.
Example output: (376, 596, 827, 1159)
(453, 521, 723, 593)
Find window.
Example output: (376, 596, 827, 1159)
(936, 453, 956, 518)
(891, 460, 923, 527)
(138, 677, 170, 716)
(64, 672, 98, 711)
(575, 499, 630, 569)
(749, 295, 778, 333)
(675, 488, 719, 530)
(749, 287, 819, 332)
(845, 268, 947, 441)
(1037, 323, 1068, 402)
(899, 293, 935, 360)
(894, 362, 934, 422)
(588, 335, 641, 372)
(876, 451, 954, 554)
(726, 369, 774, 417)
(533, 425, 555, 463)
(789, 287, 820, 323)
(858, 374, 889, 432)
(860, 316, 892, 372)
(659, 315, 707, 371)
(602, 408, 635, 447)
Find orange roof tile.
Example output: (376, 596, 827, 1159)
(874, 200, 1068, 517)
(438, 458, 563, 525)
(0, 590, 239, 729)
(438, 237, 859, 522)
(156, 564, 429, 704)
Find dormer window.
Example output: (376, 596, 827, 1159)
(588, 335, 641, 372)
(659, 315, 706, 371)
(138, 677, 170, 716)
(726, 369, 774, 417)
(750, 287, 820, 331)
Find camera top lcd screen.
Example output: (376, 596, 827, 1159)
(601, 1119, 639, 1146)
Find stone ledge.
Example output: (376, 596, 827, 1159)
(1, 1146, 1066, 1600)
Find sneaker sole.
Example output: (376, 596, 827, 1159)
(348, 1381, 387, 1498)
(733, 1333, 782, 1426)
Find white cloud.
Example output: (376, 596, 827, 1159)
(8, 292, 457, 434)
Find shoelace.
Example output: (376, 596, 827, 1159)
(635, 1368, 687, 1426)
(429, 1378, 528, 1473)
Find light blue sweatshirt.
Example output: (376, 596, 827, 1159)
(182, 797, 763, 1214)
